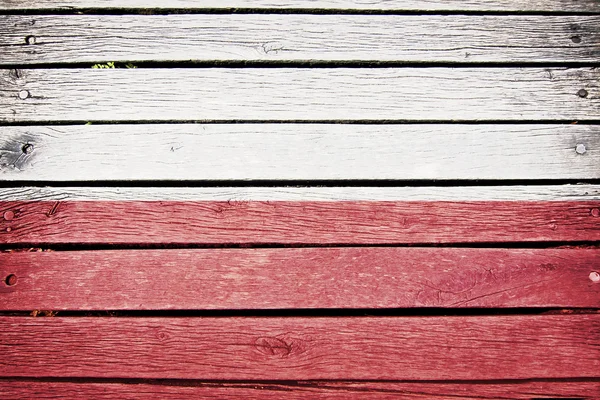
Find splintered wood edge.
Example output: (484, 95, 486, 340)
(0, 186, 599, 201)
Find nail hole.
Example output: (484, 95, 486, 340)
(5, 274, 17, 286)
(577, 89, 588, 98)
(591, 208, 600, 218)
(570, 35, 582, 43)
(25, 35, 36, 45)
(18, 90, 29, 100)
(570, 23, 581, 31)
(22, 143, 34, 154)
(576, 144, 587, 155)
(590, 271, 600, 283)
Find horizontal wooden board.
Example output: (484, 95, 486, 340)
(3, 248, 599, 310)
(1, 186, 600, 201)
(1, 68, 598, 122)
(1, 315, 598, 380)
(2, 15, 599, 64)
(1, 0, 599, 12)
(2, 124, 599, 181)
(1, 380, 599, 400)
(1, 200, 599, 244)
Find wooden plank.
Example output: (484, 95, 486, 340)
(1, 0, 599, 12)
(1, 380, 599, 400)
(2, 124, 599, 181)
(1, 200, 599, 244)
(1, 186, 600, 202)
(3, 248, 599, 310)
(0, 315, 598, 379)
(2, 15, 599, 64)
(1, 68, 598, 122)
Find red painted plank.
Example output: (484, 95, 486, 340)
(1, 248, 599, 310)
(0, 380, 598, 399)
(0, 315, 598, 380)
(1, 201, 599, 244)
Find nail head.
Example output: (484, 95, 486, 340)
(591, 208, 600, 218)
(570, 35, 582, 43)
(577, 89, 589, 98)
(590, 271, 600, 283)
(3, 211, 14, 221)
(576, 144, 587, 155)
(18, 90, 29, 100)
(25, 35, 36, 45)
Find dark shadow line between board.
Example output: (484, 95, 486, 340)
(1, 179, 600, 188)
(1, 241, 599, 252)
(1, 8, 600, 16)
(0, 376, 597, 386)
(2, 120, 599, 127)
(3, 61, 600, 69)
(0, 308, 596, 318)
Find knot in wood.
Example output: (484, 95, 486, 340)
(254, 335, 305, 358)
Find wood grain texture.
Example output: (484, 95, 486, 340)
(1, 68, 598, 122)
(2, 248, 598, 310)
(1, 200, 599, 244)
(1, 15, 599, 64)
(1, 186, 600, 201)
(1, 380, 598, 399)
(1, 0, 599, 12)
(1, 315, 598, 380)
(2, 124, 599, 181)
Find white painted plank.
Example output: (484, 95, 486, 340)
(1, 185, 598, 201)
(0, 124, 598, 180)
(1, 15, 598, 64)
(1, 0, 599, 12)
(1, 68, 598, 122)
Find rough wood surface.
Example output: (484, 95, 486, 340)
(1, 315, 598, 380)
(0, 380, 598, 399)
(1, 200, 599, 244)
(2, 15, 598, 64)
(1, 68, 598, 122)
(1, 186, 600, 201)
(2, 124, 598, 181)
(3, 248, 599, 310)
(1, 0, 599, 12)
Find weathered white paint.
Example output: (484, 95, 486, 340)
(1, 15, 598, 64)
(1, 186, 599, 201)
(1, 124, 598, 180)
(1, 0, 599, 12)
(1, 68, 598, 122)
